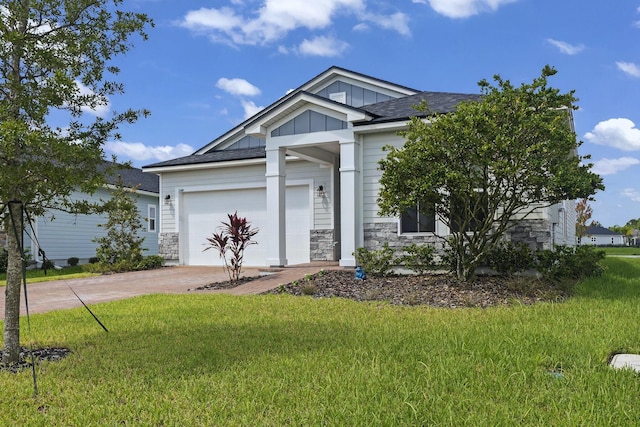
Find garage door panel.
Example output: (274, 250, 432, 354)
(182, 186, 309, 266)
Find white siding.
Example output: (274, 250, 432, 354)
(362, 131, 405, 224)
(159, 159, 334, 233)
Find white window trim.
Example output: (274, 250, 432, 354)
(148, 204, 157, 233)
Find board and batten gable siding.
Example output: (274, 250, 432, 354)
(159, 158, 334, 233)
(34, 188, 159, 264)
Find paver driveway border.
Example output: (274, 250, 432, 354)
(0, 262, 340, 319)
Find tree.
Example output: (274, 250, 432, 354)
(1, 1, 151, 364)
(378, 66, 604, 281)
(93, 175, 146, 268)
(204, 212, 259, 284)
(625, 218, 640, 230)
(575, 198, 593, 244)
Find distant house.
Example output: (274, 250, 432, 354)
(582, 225, 626, 246)
(27, 164, 160, 266)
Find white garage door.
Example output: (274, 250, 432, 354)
(181, 186, 310, 266)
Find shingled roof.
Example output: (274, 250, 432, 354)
(359, 91, 482, 124)
(143, 148, 266, 169)
(585, 225, 623, 236)
(102, 162, 159, 194)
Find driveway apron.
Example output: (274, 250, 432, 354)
(0, 262, 339, 318)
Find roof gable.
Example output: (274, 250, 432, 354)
(194, 66, 420, 155)
(143, 67, 480, 171)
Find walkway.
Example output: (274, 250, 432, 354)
(0, 262, 340, 319)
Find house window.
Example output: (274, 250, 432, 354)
(449, 191, 488, 233)
(401, 203, 435, 233)
(148, 205, 157, 233)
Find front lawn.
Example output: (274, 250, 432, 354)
(0, 266, 98, 286)
(1, 257, 640, 425)
(601, 246, 640, 256)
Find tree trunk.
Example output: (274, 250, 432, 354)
(2, 202, 23, 364)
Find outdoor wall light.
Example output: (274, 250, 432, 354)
(316, 185, 325, 198)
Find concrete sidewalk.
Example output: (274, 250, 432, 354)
(0, 262, 340, 319)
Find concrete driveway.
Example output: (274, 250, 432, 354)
(0, 263, 338, 319)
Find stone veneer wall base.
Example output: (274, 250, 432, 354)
(159, 232, 179, 264)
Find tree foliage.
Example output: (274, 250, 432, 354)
(575, 198, 593, 243)
(93, 175, 146, 267)
(378, 66, 604, 281)
(1, 0, 151, 364)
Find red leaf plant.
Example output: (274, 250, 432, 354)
(204, 212, 259, 284)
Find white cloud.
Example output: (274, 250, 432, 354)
(616, 61, 640, 78)
(353, 22, 369, 31)
(75, 81, 110, 117)
(584, 118, 640, 151)
(105, 141, 194, 162)
(622, 188, 640, 202)
(591, 157, 640, 176)
(241, 100, 264, 119)
(426, 0, 519, 18)
(298, 35, 349, 57)
(362, 11, 410, 36)
(216, 77, 261, 96)
(178, 0, 409, 46)
(546, 39, 585, 55)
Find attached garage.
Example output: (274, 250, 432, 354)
(180, 185, 311, 266)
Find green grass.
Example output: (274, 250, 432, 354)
(601, 246, 640, 256)
(2, 258, 640, 425)
(0, 266, 98, 286)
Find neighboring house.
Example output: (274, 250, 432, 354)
(581, 225, 626, 246)
(143, 66, 576, 268)
(29, 163, 160, 266)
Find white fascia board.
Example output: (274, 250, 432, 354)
(300, 67, 419, 97)
(246, 92, 371, 138)
(143, 157, 267, 174)
(352, 121, 409, 135)
(103, 184, 158, 198)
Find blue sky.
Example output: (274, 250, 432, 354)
(97, 0, 640, 227)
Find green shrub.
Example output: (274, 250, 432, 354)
(398, 243, 436, 274)
(354, 243, 396, 277)
(137, 255, 164, 270)
(88, 257, 99, 264)
(67, 257, 80, 266)
(485, 241, 535, 275)
(534, 245, 606, 281)
(41, 259, 55, 270)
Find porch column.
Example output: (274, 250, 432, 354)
(339, 139, 361, 267)
(266, 147, 287, 267)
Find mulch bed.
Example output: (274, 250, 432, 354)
(1, 346, 71, 374)
(265, 269, 569, 308)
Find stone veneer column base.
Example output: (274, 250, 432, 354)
(159, 232, 179, 265)
(310, 229, 338, 261)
